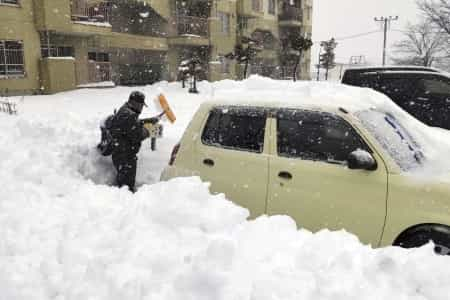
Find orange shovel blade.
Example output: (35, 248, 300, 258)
(158, 94, 176, 124)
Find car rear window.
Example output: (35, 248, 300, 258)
(201, 107, 267, 153)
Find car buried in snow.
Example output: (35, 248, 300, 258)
(161, 99, 450, 255)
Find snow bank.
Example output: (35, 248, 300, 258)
(1, 77, 450, 299)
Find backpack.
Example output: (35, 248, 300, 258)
(97, 113, 116, 156)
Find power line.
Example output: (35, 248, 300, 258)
(313, 30, 381, 43)
(335, 30, 382, 41)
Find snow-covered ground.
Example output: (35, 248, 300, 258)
(1, 77, 449, 299)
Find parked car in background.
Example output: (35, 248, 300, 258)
(161, 99, 450, 255)
(342, 66, 450, 130)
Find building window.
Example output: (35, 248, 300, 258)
(252, 0, 262, 12)
(238, 16, 249, 31)
(268, 0, 276, 15)
(218, 12, 230, 34)
(0, 40, 24, 77)
(219, 55, 230, 74)
(40, 33, 74, 58)
(41, 46, 74, 58)
(88, 52, 110, 62)
(0, 0, 19, 5)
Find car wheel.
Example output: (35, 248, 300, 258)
(395, 229, 450, 255)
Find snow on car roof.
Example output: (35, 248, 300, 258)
(204, 75, 395, 114)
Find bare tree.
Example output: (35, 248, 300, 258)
(391, 21, 447, 67)
(417, 0, 450, 35)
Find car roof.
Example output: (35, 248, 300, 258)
(358, 70, 448, 77)
(343, 65, 441, 73)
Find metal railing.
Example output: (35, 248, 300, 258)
(280, 66, 296, 79)
(176, 15, 209, 37)
(0, 100, 17, 115)
(250, 65, 280, 78)
(279, 6, 302, 22)
(88, 61, 112, 82)
(71, 0, 111, 23)
(115, 64, 164, 85)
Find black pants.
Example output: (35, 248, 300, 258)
(112, 153, 137, 192)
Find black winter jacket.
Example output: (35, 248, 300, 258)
(111, 103, 149, 155)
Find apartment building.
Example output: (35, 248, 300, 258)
(0, 0, 313, 95)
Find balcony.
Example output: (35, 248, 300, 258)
(71, 0, 111, 24)
(279, 6, 302, 27)
(176, 15, 208, 37)
(169, 15, 210, 46)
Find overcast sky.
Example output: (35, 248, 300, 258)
(312, 0, 421, 67)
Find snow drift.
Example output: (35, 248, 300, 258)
(0, 76, 449, 299)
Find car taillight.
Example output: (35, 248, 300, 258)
(169, 143, 180, 166)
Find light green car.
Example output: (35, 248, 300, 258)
(161, 100, 450, 255)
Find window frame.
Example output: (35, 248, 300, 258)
(41, 45, 75, 58)
(0, 0, 20, 7)
(0, 40, 25, 79)
(275, 109, 373, 165)
(252, 0, 262, 12)
(201, 106, 269, 154)
(217, 12, 230, 35)
(88, 51, 110, 62)
(268, 0, 276, 15)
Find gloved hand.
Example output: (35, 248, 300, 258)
(147, 117, 159, 125)
(142, 126, 150, 139)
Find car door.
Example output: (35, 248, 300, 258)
(414, 75, 450, 129)
(266, 109, 388, 246)
(195, 106, 270, 218)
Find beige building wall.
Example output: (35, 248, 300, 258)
(209, 0, 238, 81)
(0, 1, 41, 95)
(0, 0, 313, 95)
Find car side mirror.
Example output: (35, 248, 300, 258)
(347, 150, 377, 171)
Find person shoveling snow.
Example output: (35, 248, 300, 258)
(98, 91, 175, 192)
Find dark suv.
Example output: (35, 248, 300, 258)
(342, 66, 450, 130)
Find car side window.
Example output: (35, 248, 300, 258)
(201, 107, 266, 153)
(417, 77, 450, 96)
(277, 110, 370, 163)
(379, 77, 418, 104)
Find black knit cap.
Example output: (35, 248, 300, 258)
(128, 91, 147, 107)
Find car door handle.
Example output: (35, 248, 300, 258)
(278, 171, 292, 180)
(203, 158, 214, 167)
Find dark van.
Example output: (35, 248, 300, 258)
(342, 66, 450, 130)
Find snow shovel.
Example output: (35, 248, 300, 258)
(155, 93, 176, 124)
(142, 94, 176, 151)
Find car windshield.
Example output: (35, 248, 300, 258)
(356, 110, 424, 171)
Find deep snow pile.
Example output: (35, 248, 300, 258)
(1, 76, 450, 299)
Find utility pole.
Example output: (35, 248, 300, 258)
(374, 16, 399, 66)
